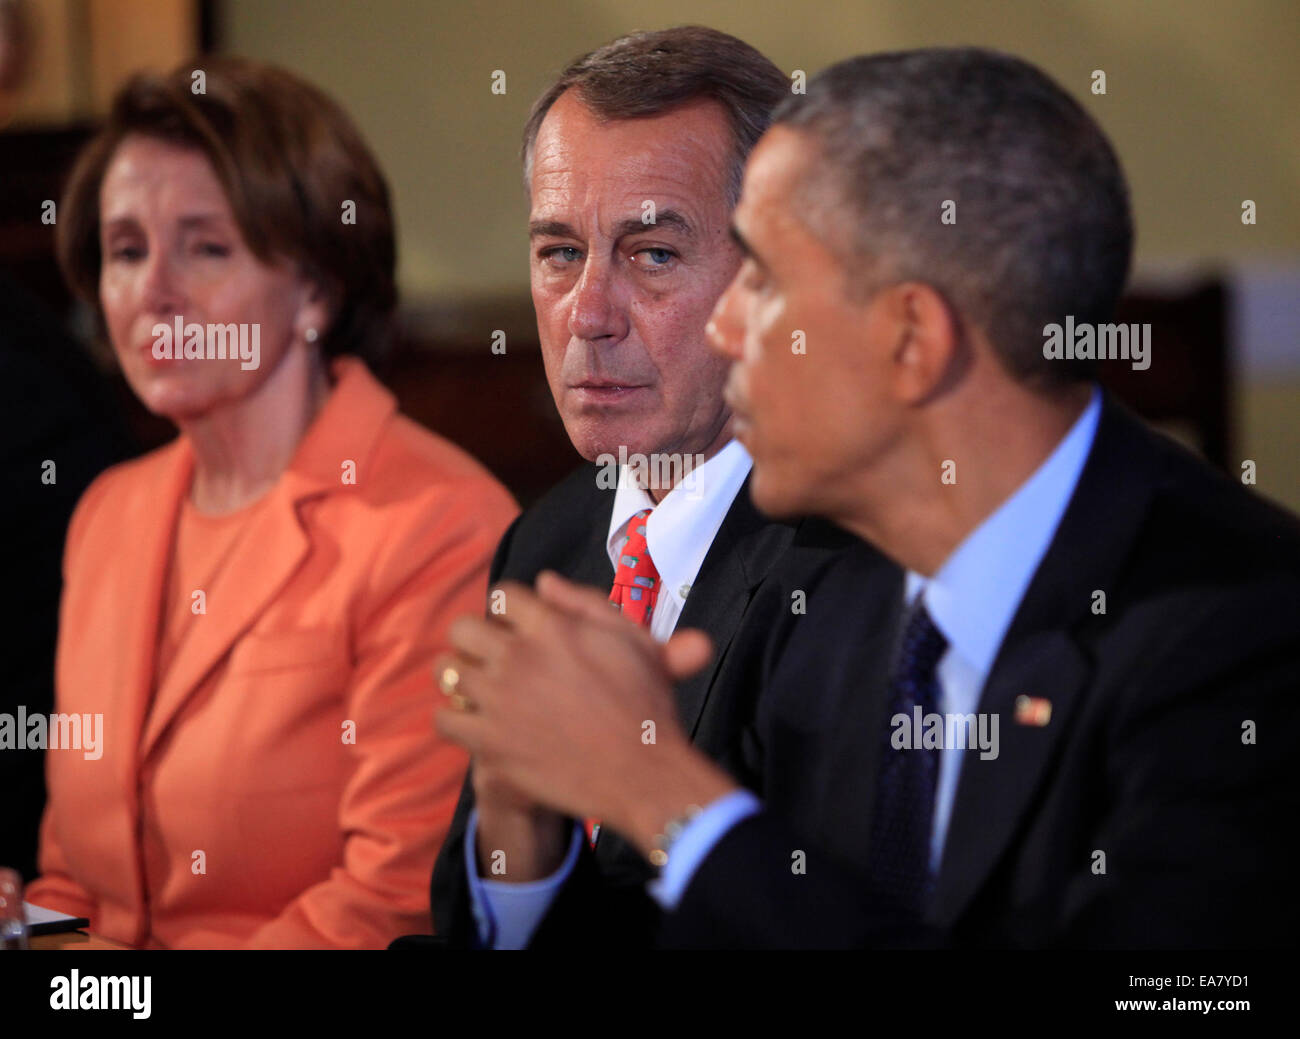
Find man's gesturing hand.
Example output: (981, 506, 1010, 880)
(435, 572, 738, 855)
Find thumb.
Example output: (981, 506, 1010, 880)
(662, 629, 713, 681)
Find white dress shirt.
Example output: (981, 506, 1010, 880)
(607, 439, 753, 643)
(467, 439, 753, 947)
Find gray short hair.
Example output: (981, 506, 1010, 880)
(521, 26, 787, 207)
(774, 48, 1133, 386)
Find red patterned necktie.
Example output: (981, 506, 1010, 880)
(608, 508, 660, 626)
(586, 508, 660, 847)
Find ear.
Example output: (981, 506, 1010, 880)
(292, 276, 335, 348)
(884, 281, 962, 404)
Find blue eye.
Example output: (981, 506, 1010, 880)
(543, 246, 581, 264)
(634, 247, 676, 271)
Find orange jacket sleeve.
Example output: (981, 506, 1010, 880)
(25, 806, 99, 923)
(24, 472, 110, 925)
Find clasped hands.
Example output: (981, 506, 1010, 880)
(435, 572, 739, 862)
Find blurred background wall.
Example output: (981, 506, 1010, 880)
(2, 0, 1296, 509)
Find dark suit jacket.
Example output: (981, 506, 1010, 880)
(428, 460, 861, 946)
(658, 395, 1300, 949)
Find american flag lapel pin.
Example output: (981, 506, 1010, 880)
(1014, 695, 1052, 727)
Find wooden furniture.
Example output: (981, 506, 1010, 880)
(31, 929, 130, 951)
(1104, 280, 1231, 467)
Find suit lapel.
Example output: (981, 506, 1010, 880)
(673, 478, 795, 739)
(570, 484, 617, 591)
(930, 394, 1166, 925)
(514, 465, 615, 592)
(136, 358, 393, 761)
(930, 629, 1090, 925)
(595, 478, 793, 872)
(550, 471, 794, 740)
(138, 474, 318, 759)
(109, 441, 191, 792)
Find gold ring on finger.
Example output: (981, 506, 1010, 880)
(438, 664, 462, 696)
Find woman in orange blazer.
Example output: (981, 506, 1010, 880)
(24, 59, 517, 948)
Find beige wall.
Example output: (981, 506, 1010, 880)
(219, 0, 1300, 299)
(221, 0, 1299, 512)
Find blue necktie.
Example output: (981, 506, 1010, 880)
(866, 600, 948, 921)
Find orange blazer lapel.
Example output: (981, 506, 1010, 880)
(83, 440, 191, 794)
(136, 358, 393, 762)
(137, 476, 315, 761)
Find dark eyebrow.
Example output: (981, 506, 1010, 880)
(611, 209, 695, 241)
(529, 219, 578, 240)
(530, 211, 697, 243)
(729, 222, 767, 270)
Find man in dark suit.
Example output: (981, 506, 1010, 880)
(435, 48, 1300, 948)
(425, 27, 866, 948)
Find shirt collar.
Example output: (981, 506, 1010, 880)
(906, 386, 1102, 680)
(606, 439, 753, 598)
